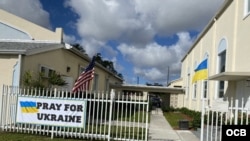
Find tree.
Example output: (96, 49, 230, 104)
(71, 43, 86, 53)
(23, 70, 66, 88)
(94, 53, 122, 79)
(118, 73, 123, 79)
(23, 70, 45, 88)
(48, 72, 67, 86)
(69, 44, 123, 80)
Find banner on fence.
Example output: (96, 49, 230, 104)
(16, 96, 86, 128)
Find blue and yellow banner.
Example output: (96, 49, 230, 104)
(16, 97, 86, 128)
(192, 59, 208, 83)
(20, 101, 38, 113)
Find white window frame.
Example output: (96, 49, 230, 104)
(79, 65, 85, 76)
(193, 83, 197, 99)
(185, 70, 190, 99)
(244, 0, 250, 17)
(93, 73, 99, 91)
(202, 80, 208, 99)
(216, 38, 227, 99)
(105, 78, 109, 92)
(40, 65, 55, 78)
(202, 53, 209, 100)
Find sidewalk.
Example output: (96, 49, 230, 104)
(148, 108, 200, 141)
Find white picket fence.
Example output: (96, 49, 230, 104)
(200, 98, 250, 141)
(0, 85, 149, 141)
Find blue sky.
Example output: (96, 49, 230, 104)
(0, 0, 224, 85)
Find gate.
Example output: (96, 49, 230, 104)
(200, 98, 250, 141)
(0, 85, 149, 141)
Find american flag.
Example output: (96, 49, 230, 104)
(72, 56, 96, 93)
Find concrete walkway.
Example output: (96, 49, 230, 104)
(148, 108, 200, 141)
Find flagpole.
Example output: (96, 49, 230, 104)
(207, 57, 210, 107)
(90, 54, 97, 93)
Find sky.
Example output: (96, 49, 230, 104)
(0, 0, 224, 85)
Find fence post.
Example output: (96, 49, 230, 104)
(108, 89, 115, 141)
(0, 85, 4, 130)
(200, 98, 205, 141)
(234, 99, 238, 125)
(50, 88, 57, 139)
(145, 94, 149, 141)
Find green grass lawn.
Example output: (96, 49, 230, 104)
(0, 127, 146, 141)
(163, 111, 193, 129)
(0, 132, 88, 141)
(0, 119, 148, 141)
(0, 111, 150, 140)
(117, 111, 149, 123)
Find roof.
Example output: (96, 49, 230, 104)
(0, 41, 124, 81)
(0, 41, 63, 55)
(209, 72, 250, 81)
(181, 0, 233, 62)
(110, 84, 185, 94)
(168, 78, 183, 85)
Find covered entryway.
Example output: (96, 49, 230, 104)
(111, 84, 185, 110)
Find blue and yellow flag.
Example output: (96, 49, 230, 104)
(192, 59, 208, 83)
(20, 101, 38, 113)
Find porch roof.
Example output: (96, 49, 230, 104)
(208, 72, 250, 81)
(110, 84, 185, 94)
(0, 42, 62, 55)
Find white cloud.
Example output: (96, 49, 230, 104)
(79, 38, 105, 57)
(78, 38, 117, 58)
(65, 0, 155, 45)
(118, 32, 194, 83)
(63, 34, 78, 44)
(66, 0, 223, 43)
(0, 0, 51, 29)
(65, 0, 223, 83)
(0, 0, 224, 84)
(134, 0, 223, 35)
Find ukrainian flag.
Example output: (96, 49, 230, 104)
(20, 101, 38, 113)
(192, 59, 208, 83)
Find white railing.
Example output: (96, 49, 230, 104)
(200, 97, 250, 141)
(0, 85, 149, 141)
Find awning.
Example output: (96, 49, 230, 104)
(208, 72, 250, 81)
(110, 84, 185, 94)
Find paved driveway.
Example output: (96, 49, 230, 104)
(148, 108, 200, 141)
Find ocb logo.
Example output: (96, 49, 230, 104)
(222, 125, 249, 140)
(226, 129, 246, 136)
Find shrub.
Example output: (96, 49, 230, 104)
(179, 107, 202, 130)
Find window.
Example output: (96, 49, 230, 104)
(219, 51, 226, 73)
(79, 66, 85, 75)
(193, 83, 197, 99)
(202, 53, 209, 99)
(217, 39, 227, 98)
(203, 80, 208, 99)
(105, 78, 109, 92)
(93, 73, 99, 91)
(186, 67, 190, 99)
(40, 66, 55, 78)
(218, 51, 226, 98)
(244, 0, 250, 16)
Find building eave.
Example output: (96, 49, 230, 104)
(110, 84, 185, 94)
(209, 72, 250, 81)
